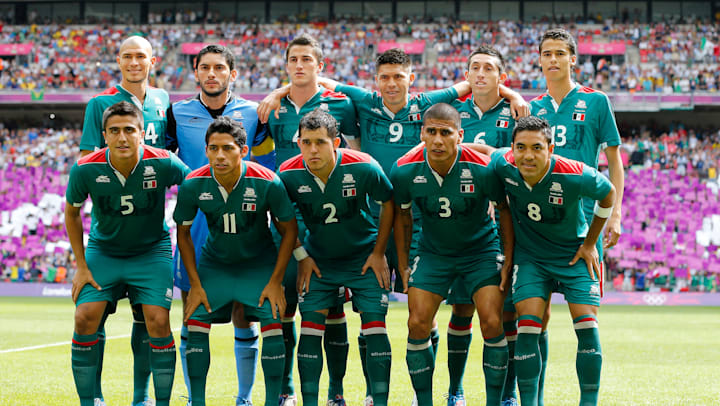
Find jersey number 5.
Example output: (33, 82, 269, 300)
(120, 195, 134, 215)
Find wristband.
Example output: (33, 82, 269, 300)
(594, 203, 613, 219)
(293, 246, 309, 261)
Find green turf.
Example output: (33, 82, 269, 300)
(1, 297, 719, 405)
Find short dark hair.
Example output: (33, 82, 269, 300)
(467, 45, 506, 73)
(376, 48, 411, 69)
(195, 44, 235, 71)
(285, 33, 323, 62)
(512, 116, 553, 144)
(539, 28, 577, 56)
(205, 116, 247, 147)
(422, 103, 461, 130)
(298, 108, 338, 139)
(102, 101, 144, 131)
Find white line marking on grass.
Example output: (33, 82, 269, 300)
(0, 328, 181, 354)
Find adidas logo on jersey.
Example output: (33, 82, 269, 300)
(505, 178, 519, 186)
(575, 100, 587, 109)
(537, 108, 547, 116)
(95, 175, 110, 183)
(233, 111, 244, 119)
(371, 108, 383, 115)
(244, 188, 256, 198)
(144, 166, 156, 177)
(459, 112, 471, 119)
(343, 174, 355, 183)
(413, 176, 427, 183)
(278, 106, 288, 114)
(199, 192, 213, 200)
(298, 185, 312, 193)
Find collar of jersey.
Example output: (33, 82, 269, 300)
(198, 92, 233, 109)
(211, 162, 244, 202)
(548, 82, 580, 112)
(425, 146, 460, 188)
(116, 84, 144, 111)
(523, 155, 556, 191)
(304, 149, 340, 193)
(381, 95, 411, 119)
(285, 87, 324, 114)
(471, 96, 506, 119)
(106, 145, 143, 187)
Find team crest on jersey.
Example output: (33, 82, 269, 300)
(461, 169, 472, 179)
(233, 111, 244, 119)
(575, 100, 587, 109)
(380, 294, 389, 305)
(409, 104, 419, 113)
(165, 288, 173, 299)
(460, 183, 475, 193)
(505, 178, 519, 186)
(242, 202, 257, 212)
(199, 192, 213, 200)
(548, 182, 563, 205)
(95, 175, 110, 183)
(278, 106, 288, 114)
(459, 112, 471, 119)
(144, 166, 156, 177)
(342, 173, 355, 184)
(244, 188, 256, 198)
(501, 107, 511, 117)
(572, 113, 585, 121)
(342, 187, 357, 197)
(413, 176, 427, 184)
(550, 182, 563, 193)
(143, 180, 157, 189)
(371, 108, 383, 115)
(537, 108, 547, 116)
(154, 97, 162, 105)
(298, 185, 312, 193)
(319, 103, 329, 111)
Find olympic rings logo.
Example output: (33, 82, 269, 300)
(642, 293, 667, 306)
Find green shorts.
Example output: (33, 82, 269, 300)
(272, 213, 308, 306)
(188, 254, 276, 323)
(511, 260, 602, 307)
(446, 253, 503, 305)
(78, 243, 174, 309)
(386, 218, 421, 293)
(299, 255, 389, 315)
(410, 247, 501, 300)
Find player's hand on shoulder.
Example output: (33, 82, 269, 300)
(71, 265, 101, 303)
(259, 281, 286, 319)
(257, 85, 290, 123)
(509, 97, 530, 119)
(184, 284, 211, 323)
(362, 252, 391, 290)
(297, 256, 322, 294)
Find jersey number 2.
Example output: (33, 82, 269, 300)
(323, 203, 338, 224)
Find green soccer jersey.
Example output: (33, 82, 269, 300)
(452, 96, 514, 147)
(278, 148, 393, 260)
(66, 146, 190, 256)
(79, 85, 170, 151)
(390, 144, 502, 256)
(335, 84, 459, 175)
(269, 89, 359, 169)
(173, 161, 296, 264)
(490, 148, 613, 266)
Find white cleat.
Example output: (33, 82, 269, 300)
(279, 394, 298, 406)
(364, 395, 374, 406)
(94, 399, 106, 406)
(411, 394, 418, 406)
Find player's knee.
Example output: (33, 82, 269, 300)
(478, 311, 503, 335)
(143, 309, 171, 336)
(451, 303, 475, 318)
(74, 307, 102, 335)
(407, 314, 432, 339)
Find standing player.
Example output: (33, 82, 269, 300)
(173, 116, 298, 406)
(530, 28, 625, 404)
(391, 104, 513, 406)
(259, 33, 359, 406)
(166, 44, 275, 406)
(489, 116, 616, 406)
(78, 35, 170, 406)
(278, 110, 393, 406)
(67, 101, 189, 406)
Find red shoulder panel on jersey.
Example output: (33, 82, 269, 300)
(340, 148, 373, 165)
(396, 144, 425, 167)
(457, 93, 472, 102)
(578, 86, 599, 94)
(187, 165, 212, 179)
(245, 161, 276, 181)
(530, 92, 549, 102)
(78, 149, 108, 165)
(503, 149, 516, 166)
(92, 86, 120, 98)
(459, 147, 490, 166)
(553, 156, 584, 175)
(142, 146, 170, 160)
(321, 89, 349, 99)
(279, 154, 305, 172)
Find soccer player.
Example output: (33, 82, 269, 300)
(165, 44, 275, 406)
(489, 116, 616, 406)
(78, 35, 170, 406)
(448, 45, 519, 405)
(173, 116, 298, 406)
(390, 103, 514, 406)
(67, 101, 190, 406)
(530, 28, 625, 404)
(257, 33, 359, 406)
(278, 109, 393, 406)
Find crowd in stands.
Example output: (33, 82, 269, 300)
(0, 20, 719, 93)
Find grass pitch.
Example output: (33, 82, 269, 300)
(0, 297, 718, 405)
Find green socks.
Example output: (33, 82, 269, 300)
(483, 333, 509, 405)
(515, 315, 542, 406)
(406, 335, 434, 406)
(325, 309, 348, 400)
(447, 314, 473, 395)
(574, 315, 601, 406)
(149, 335, 176, 406)
(297, 312, 326, 406)
(131, 316, 151, 404)
(358, 333, 372, 397)
(361, 313, 391, 406)
(72, 332, 100, 406)
(260, 320, 286, 405)
(538, 330, 549, 406)
(186, 321, 211, 406)
(502, 319, 518, 401)
(281, 308, 297, 396)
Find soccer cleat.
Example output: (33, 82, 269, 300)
(236, 398, 253, 406)
(278, 394, 297, 406)
(411, 394, 418, 406)
(446, 393, 466, 406)
(501, 398, 519, 406)
(94, 399, 106, 406)
(133, 399, 156, 406)
(364, 395, 374, 406)
(327, 395, 346, 406)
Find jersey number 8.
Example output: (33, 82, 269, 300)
(527, 203, 542, 221)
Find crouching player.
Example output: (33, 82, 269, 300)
(391, 103, 514, 405)
(489, 116, 616, 406)
(173, 116, 298, 406)
(66, 101, 190, 406)
(277, 109, 394, 406)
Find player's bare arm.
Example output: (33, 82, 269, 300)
(499, 84, 530, 119)
(393, 203, 414, 293)
(293, 232, 321, 294)
(65, 204, 100, 302)
(603, 145, 624, 249)
(461, 142, 496, 156)
(570, 184, 617, 281)
(260, 217, 298, 319)
(362, 198, 394, 290)
(257, 84, 291, 123)
(177, 224, 211, 321)
(496, 199, 515, 293)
